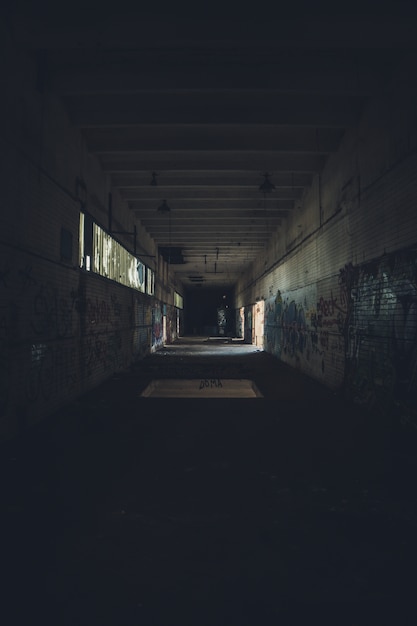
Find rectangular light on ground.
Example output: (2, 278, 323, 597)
(140, 379, 263, 398)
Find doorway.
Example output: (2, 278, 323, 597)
(253, 300, 265, 349)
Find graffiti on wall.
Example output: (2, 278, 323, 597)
(265, 290, 312, 362)
(131, 299, 153, 359)
(152, 304, 163, 348)
(265, 282, 347, 377)
(166, 306, 176, 344)
(0, 261, 46, 416)
(77, 289, 126, 378)
(27, 342, 78, 402)
(343, 251, 417, 422)
(0, 255, 153, 426)
(263, 249, 417, 424)
(31, 283, 76, 339)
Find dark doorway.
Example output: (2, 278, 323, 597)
(184, 287, 234, 336)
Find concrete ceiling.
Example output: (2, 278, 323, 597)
(8, 5, 417, 289)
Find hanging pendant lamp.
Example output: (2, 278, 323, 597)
(259, 172, 275, 193)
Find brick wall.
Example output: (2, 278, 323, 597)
(0, 141, 180, 441)
(235, 66, 417, 426)
(0, 31, 181, 441)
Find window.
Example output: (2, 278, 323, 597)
(79, 212, 93, 271)
(137, 259, 146, 292)
(174, 291, 183, 309)
(80, 212, 152, 293)
(146, 267, 155, 295)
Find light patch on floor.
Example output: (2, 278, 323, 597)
(140, 378, 263, 397)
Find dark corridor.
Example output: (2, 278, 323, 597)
(2, 337, 417, 625)
(184, 289, 234, 336)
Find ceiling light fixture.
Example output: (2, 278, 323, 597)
(150, 172, 158, 186)
(259, 172, 275, 194)
(157, 199, 171, 212)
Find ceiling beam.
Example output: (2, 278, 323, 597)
(12, 17, 417, 50)
(121, 187, 301, 200)
(52, 68, 382, 97)
(99, 153, 326, 172)
(155, 234, 271, 241)
(65, 94, 362, 127)
(132, 199, 295, 210)
(147, 228, 279, 237)
(180, 244, 262, 251)
(110, 172, 313, 187)
(82, 126, 344, 153)
(140, 218, 282, 227)
(137, 208, 286, 217)
(183, 250, 261, 255)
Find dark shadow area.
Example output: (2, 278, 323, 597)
(184, 289, 234, 336)
(2, 338, 417, 625)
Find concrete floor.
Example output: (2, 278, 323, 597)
(2, 337, 417, 625)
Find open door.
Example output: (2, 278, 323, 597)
(253, 300, 265, 349)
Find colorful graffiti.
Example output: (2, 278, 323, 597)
(152, 304, 163, 348)
(263, 249, 417, 425)
(265, 290, 312, 362)
(282, 298, 307, 357)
